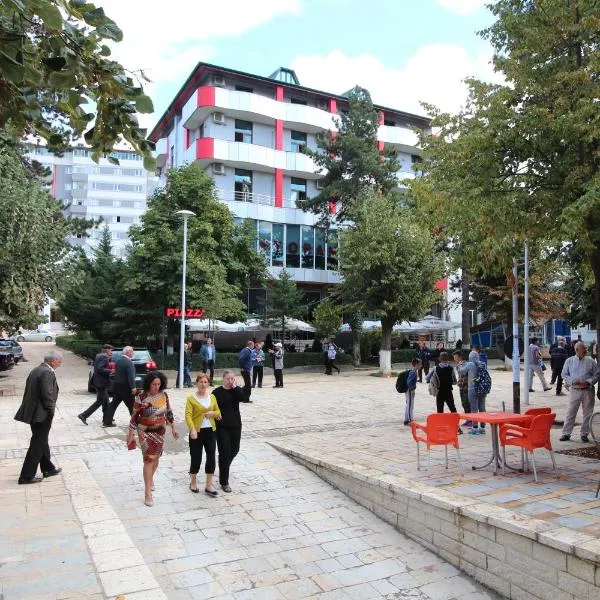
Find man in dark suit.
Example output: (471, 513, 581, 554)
(14, 350, 63, 484)
(103, 346, 136, 426)
(78, 344, 113, 425)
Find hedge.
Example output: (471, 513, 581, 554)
(55, 337, 353, 369)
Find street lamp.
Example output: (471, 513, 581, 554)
(176, 209, 195, 390)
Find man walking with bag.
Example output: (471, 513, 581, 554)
(14, 350, 63, 484)
(103, 346, 136, 426)
(78, 344, 113, 425)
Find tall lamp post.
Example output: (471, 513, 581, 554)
(176, 210, 195, 390)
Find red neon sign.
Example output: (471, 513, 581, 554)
(165, 307, 206, 318)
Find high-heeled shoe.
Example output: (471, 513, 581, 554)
(144, 496, 153, 507)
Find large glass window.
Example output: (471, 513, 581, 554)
(301, 226, 314, 269)
(272, 224, 284, 267)
(234, 169, 252, 201)
(258, 221, 272, 264)
(291, 130, 307, 153)
(248, 288, 266, 317)
(315, 228, 326, 270)
(290, 178, 307, 208)
(234, 119, 253, 144)
(327, 230, 338, 270)
(286, 225, 300, 268)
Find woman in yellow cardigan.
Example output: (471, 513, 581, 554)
(185, 373, 221, 496)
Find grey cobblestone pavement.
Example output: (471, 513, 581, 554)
(4, 341, 597, 598)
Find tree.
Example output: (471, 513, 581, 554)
(0, 0, 155, 168)
(339, 192, 443, 375)
(120, 163, 266, 340)
(58, 226, 123, 340)
(313, 298, 343, 339)
(0, 145, 92, 332)
(297, 86, 400, 226)
(265, 270, 306, 340)
(412, 0, 600, 349)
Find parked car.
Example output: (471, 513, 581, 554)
(13, 330, 56, 342)
(0, 341, 15, 371)
(0, 339, 23, 363)
(88, 348, 157, 394)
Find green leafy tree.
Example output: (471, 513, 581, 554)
(0, 145, 92, 332)
(412, 0, 600, 348)
(339, 192, 443, 375)
(265, 269, 306, 340)
(313, 297, 343, 339)
(0, 0, 155, 167)
(58, 226, 122, 340)
(298, 86, 400, 226)
(119, 163, 266, 340)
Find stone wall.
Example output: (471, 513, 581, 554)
(275, 447, 600, 600)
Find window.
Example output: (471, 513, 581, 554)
(301, 226, 314, 269)
(235, 85, 253, 93)
(258, 221, 272, 264)
(170, 145, 174, 168)
(327, 230, 338, 271)
(247, 288, 266, 318)
(411, 154, 423, 164)
(290, 131, 307, 153)
(116, 216, 121, 223)
(234, 119, 253, 144)
(384, 119, 395, 127)
(315, 228, 326, 270)
(272, 224, 284, 267)
(290, 98, 307, 105)
(290, 178, 307, 208)
(234, 169, 253, 201)
(286, 225, 300, 268)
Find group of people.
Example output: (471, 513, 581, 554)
(402, 346, 489, 435)
(238, 339, 284, 399)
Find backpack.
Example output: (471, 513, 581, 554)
(327, 346, 336, 359)
(474, 363, 492, 396)
(428, 370, 440, 397)
(396, 370, 410, 393)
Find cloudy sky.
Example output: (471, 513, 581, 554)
(97, 0, 498, 128)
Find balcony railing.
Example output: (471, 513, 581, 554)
(215, 189, 275, 206)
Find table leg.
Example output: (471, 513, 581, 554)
(470, 424, 497, 472)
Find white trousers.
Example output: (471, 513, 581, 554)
(561, 388, 595, 437)
(529, 365, 549, 390)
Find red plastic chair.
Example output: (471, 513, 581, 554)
(499, 413, 557, 481)
(411, 413, 463, 474)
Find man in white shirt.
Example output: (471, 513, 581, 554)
(560, 342, 600, 443)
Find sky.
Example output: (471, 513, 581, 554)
(97, 0, 501, 130)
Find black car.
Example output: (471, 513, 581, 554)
(0, 339, 23, 363)
(88, 348, 157, 394)
(0, 341, 15, 371)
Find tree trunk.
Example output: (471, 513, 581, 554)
(461, 266, 471, 346)
(379, 314, 395, 376)
(349, 312, 362, 367)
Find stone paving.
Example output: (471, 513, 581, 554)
(0, 342, 598, 599)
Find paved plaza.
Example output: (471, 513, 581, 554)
(1, 343, 600, 599)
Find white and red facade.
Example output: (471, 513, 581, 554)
(149, 63, 430, 313)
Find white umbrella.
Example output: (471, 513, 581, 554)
(186, 319, 242, 332)
(281, 318, 316, 332)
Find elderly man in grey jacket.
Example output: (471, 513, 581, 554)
(560, 342, 600, 443)
(14, 350, 63, 484)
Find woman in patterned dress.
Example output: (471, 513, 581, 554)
(128, 371, 179, 506)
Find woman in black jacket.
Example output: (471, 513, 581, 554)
(212, 370, 251, 492)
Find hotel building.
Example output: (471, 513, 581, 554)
(149, 63, 431, 314)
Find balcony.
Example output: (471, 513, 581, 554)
(215, 188, 275, 206)
(378, 124, 420, 151)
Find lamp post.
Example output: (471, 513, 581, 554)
(176, 210, 195, 390)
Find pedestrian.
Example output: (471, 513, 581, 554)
(528, 338, 552, 392)
(404, 358, 421, 425)
(78, 344, 113, 426)
(455, 350, 485, 434)
(103, 346, 137, 427)
(176, 342, 193, 388)
(185, 374, 220, 497)
(326, 341, 340, 375)
(550, 338, 568, 396)
(201, 338, 216, 386)
(426, 352, 460, 426)
(127, 371, 179, 506)
(559, 342, 600, 443)
(252, 341, 265, 388)
(270, 342, 284, 388)
(453, 350, 472, 427)
(414, 341, 430, 383)
(238, 340, 254, 400)
(432, 341, 446, 366)
(213, 370, 251, 492)
(14, 351, 63, 484)
(591, 339, 597, 361)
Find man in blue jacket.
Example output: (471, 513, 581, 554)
(201, 338, 216, 386)
(238, 340, 254, 401)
